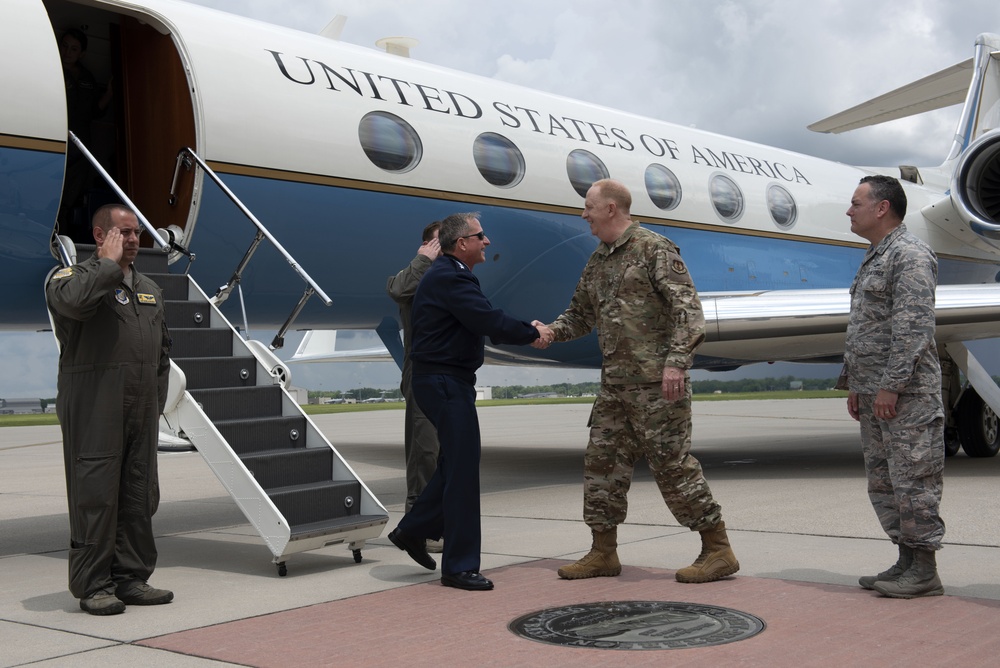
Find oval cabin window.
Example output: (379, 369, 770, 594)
(566, 149, 610, 197)
(473, 133, 525, 188)
(767, 184, 797, 228)
(710, 174, 744, 222)
(358, 111, 422, 173)
(645, 163, 682, 211)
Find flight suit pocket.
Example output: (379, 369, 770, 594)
(895, 421, 945, 479)
(64, 367, 125, 458)
(862, 275, 890, 301)
(74, 454, 120, 509)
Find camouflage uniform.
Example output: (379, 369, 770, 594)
(550, 222, 722, 532)
(843, 224, 945, 550)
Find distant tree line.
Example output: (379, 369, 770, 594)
(307, 375, 1000, 401)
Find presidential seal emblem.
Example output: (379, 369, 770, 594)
(509, 601, 765, 650)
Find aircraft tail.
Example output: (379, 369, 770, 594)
(807, 33, 1000, 148)
(811, 33, 1000, 246)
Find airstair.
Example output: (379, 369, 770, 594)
(49, 136, 388, 576)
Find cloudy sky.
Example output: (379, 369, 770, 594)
(6, 0, 1000, 397)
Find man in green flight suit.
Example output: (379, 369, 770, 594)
(47, 204, 173, 615)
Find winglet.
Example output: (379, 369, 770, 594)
(319, 16, 346, 40)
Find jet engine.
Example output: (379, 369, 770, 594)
(952, 128, 1000, 242)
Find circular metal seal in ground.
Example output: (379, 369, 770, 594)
(509, 600, 765, 650)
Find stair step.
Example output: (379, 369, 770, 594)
(189, 386, 283, 421)
(214, 415, 309, 455)
(268, 480, 362, 527)
(145, 273, 189, 301)
(174, 356, 258, 390)
(243, 447, 333, 489)
(170, 328, 233, 358)
(133, 247, 170, 274)
(164, 300, 212, 328)
(288, 515, 386, 542)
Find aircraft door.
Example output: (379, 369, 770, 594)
(119, 15, 196, 239)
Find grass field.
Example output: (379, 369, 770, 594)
(0, 390, 848, 427)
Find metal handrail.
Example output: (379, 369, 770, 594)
(169, 147, 332, 349)
(67, 131, 172, 253)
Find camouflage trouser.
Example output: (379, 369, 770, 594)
(858, 393, 945, 550)
(583, 381, 722, 532)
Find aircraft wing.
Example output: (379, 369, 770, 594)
(289, 284, 1000, 368)
(700, 283, 1000, 363)
(290, 330, 393, 363)
(808, 59, 974, 133)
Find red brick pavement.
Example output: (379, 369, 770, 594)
(140, 559, 1000, 667)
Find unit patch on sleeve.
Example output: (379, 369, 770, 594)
(51, 267, 74, 280)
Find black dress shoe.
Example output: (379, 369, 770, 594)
(388, 527, 436, 570)
(441, 570, 494, 591)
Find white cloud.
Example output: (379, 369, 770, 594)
(8, 1, 1000, 395)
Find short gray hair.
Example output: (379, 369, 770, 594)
(438, 212, 480, 251)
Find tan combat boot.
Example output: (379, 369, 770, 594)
(557, 527, 622, 579)
(872, 549, 944, 598)
(675, 521, 740, 583)
(859, 543, 913, 590)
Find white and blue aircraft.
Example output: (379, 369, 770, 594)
(5, 0, 1000, 458)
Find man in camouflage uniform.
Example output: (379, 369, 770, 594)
(841, 174, 945, 598)
(535, 179, 738, 583)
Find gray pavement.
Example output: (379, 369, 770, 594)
(2, 398, 999, 666)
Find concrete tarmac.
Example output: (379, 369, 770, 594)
(2, 398, 1000, 666)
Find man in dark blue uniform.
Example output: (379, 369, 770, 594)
(387, 212, 549, 591)
(47, 204, 172, 615)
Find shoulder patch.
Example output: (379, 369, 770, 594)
(137, 293, 157, 305)
(51, 267, 73, 280)
(671, 259, 688, 275)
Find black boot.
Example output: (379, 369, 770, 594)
(859, 543, 913, 590)
(873, 549, 944, 598)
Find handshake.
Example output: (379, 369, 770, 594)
(531, 321, 555, 350)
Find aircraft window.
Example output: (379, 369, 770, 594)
(767, 184, 797, 228)
(566, 150, 610, 197)
(473, 133, 525, 188)
(358, 111, 422, 173)
(710, 174, 744, 222)
(644, 163, 682, 210)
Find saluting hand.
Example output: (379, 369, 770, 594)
(418, 238, 441, 260)
(97, 227, 124, 264)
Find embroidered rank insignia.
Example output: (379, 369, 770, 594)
(115, 289, 130, 305)
(671, 259, 688, 274)
(137, 293, 157, 305)
(52, 267, 73, 280)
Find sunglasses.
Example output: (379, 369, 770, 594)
(460, 231, 486, 241)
